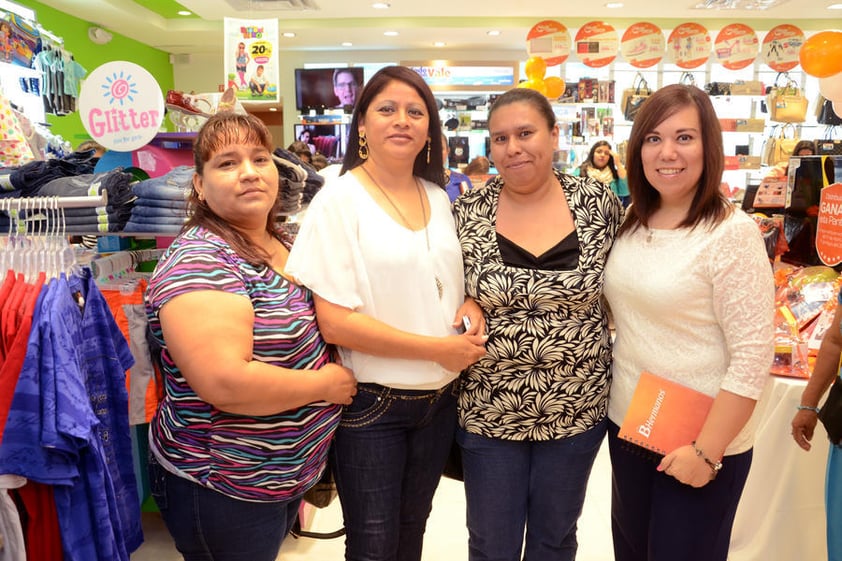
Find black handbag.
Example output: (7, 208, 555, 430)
(819, 376, 842, 445)
(818, 97, 842, 126)
(622, 74, 651, 122)
(442, 440, 463, 481)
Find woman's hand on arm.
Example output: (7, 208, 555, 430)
(315, 294, 487, 373)
(792, 303, 842, 451)
(160, 290, 357, 416)
(453, 296, 487, 337)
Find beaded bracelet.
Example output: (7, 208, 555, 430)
(691, 441, 723, 479)
(796, 405, 821, 414)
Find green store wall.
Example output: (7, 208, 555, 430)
(15, 0, 174, 147)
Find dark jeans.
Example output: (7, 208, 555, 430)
(457, 419, 606, 561)
(607, 421, 752, 561)
(148, 454, 300, 561)
(332, 380, 458, 561)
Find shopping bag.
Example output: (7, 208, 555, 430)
(622, 73, 651, 122)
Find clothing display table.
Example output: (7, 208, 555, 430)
(729, 375, 828, 561)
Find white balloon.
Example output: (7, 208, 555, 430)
(819, 72, 842, 102)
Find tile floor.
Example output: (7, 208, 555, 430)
(130, 439, 614, 560)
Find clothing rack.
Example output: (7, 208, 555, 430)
(0, 191, 108, 209)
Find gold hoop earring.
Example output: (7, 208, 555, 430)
(358, 131, 369, 160)
(426, 136, 431, 164)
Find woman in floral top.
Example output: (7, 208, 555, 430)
(452, 87, 623, 560)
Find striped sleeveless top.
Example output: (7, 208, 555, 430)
(146, 225, 340, 502)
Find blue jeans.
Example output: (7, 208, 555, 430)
(132, 165, 194, 199)
(130, 203, 188, 219)
(332, 380, 458, 561)
(148, 454, 300, 561)
(457, 419, 607, 561)
(607, 422, 752, 561)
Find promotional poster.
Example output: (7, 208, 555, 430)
(223, 17, 279, 103)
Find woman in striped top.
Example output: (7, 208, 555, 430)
(145, 112, 357, 561)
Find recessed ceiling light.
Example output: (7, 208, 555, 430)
(177, 10, 192, 16)
(372, 2, 391, 8)
(269, 107, 278, 112)
(434, 41, 446, 47)
(384, 31, 399, 37)
(282, 32, 296, 38)
(342, 41, 353, 47)
(828, 2, 842, 8)
(487, 30, 501, 36)
(605, 2, 623, 7)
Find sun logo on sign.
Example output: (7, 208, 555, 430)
(100, 71, 138, 106)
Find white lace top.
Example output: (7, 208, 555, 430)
(604, 208, 775, 455)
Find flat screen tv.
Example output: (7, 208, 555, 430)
(294, 67, 364, 113)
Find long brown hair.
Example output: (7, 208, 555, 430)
(341, 66, 446, 187)
(186, 112, 283, 266)
(619, 84, 730, 237)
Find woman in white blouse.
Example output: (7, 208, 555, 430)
(603, 84, 775, 561)
(285, 65, 486, 561)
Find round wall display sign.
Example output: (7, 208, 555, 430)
(526, 20, 571, 67)
(620, 22, 665, 69)
(714, 23, 759, 70)
(78, 61, 164, 152)
(667, 22, 711, 69)
(574, 21, 619, 68)
(761, 24, 804, 72)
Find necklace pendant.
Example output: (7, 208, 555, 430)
(646, 229, 653, 243)
(435, 276, 443, 299)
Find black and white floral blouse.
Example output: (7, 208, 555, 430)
(452, 170, 623, 441)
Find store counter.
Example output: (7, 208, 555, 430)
(729, 375, 829, 561)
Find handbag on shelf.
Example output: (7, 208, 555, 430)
(762, 124, 799, 167)
(622, 73, 652, 122)
(818, 376, 842, 445)
(767, 73, 808, 123)
(679, 72, 697, 86)
(817, 96, 842, 126)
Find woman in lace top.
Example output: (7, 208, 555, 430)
(603, 84, 775, 561)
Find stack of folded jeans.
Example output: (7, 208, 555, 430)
(0, 169, 135, 234)
(124, 165, 193, 234)
(3, 149, 100, 195)
(272, 148, 307, 215)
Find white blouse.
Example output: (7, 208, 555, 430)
(285, 171, 464, 390)
(604, 208, 775, 455)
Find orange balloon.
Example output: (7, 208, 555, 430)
(524, 56, 547, 81)
(800, 31, 842, 78)
(529, 79, 547, 96)
(544, 76, 564, 99)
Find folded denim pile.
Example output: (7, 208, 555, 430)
(273, 148, 325, 210)
(124, 165, 193, 234)
(1, 150, 100, 195)
(0, 168, 135, 234)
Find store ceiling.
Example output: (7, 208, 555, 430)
(33, 0, 842, 56)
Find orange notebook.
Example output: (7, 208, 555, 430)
(618, 371, 714, 456)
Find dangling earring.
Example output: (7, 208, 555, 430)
(426, 136, 431, 164)
(358, 131, 369, 160)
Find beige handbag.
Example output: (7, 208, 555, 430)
(767, 74, 808, 123)
(762, 124, 799, 167)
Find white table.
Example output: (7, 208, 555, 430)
(729, 375, 829, 561)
